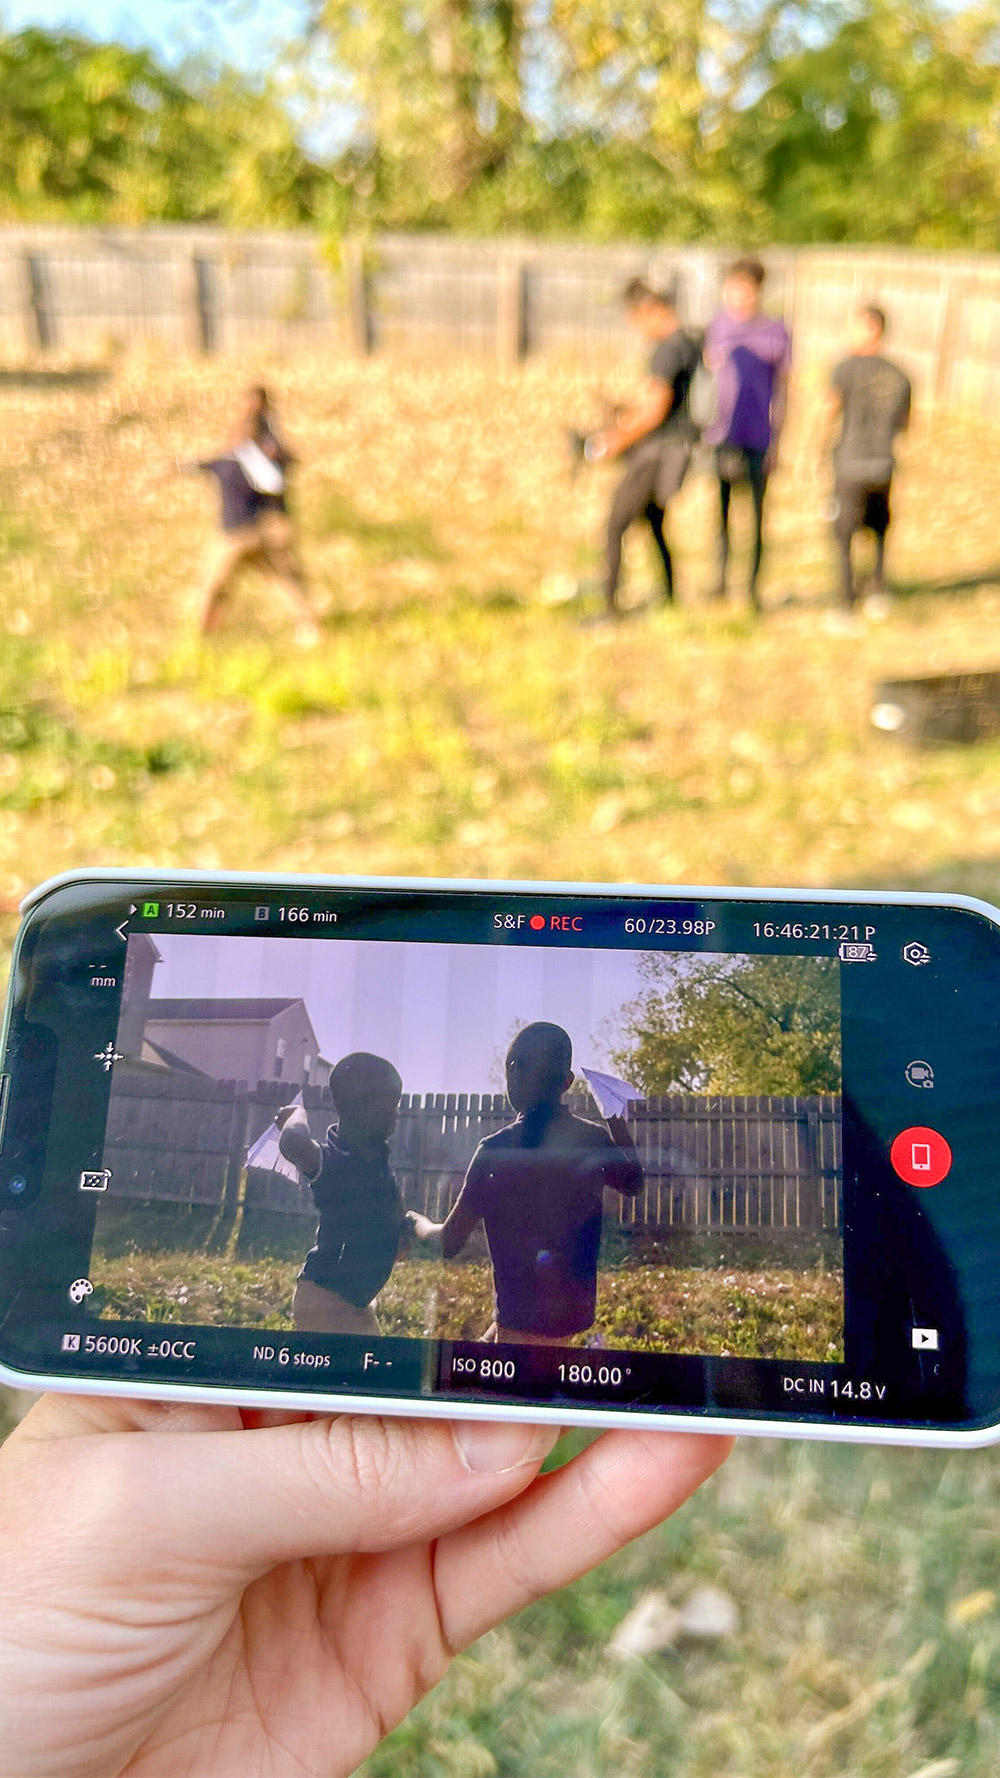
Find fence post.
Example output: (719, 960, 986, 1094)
(17, 252, 45, 352)
(183, 251, 209, 354)
(412, 1094, 427, 1214)
(341, 238, 371, 354)
(800, 1101, 821, 1230)
(222, 1086, 250, 1217)
(497, 248, 527, 365)
(933, 275, 968, 409)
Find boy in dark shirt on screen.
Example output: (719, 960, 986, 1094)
(277, 1052, 405, 1337)
(409, 1023, 644, 1345)
(816, 303, 912, 610)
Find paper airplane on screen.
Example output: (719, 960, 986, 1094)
(581, 1069, 645, 1119)
(246, 1092, 304, 1181)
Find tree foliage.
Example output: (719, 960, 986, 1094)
(308, 0, 1000, 241)
(610, 954, 842, 1097)
(6, 4, 1000, 242)
(731, 0, 1000, 247)
(0, 27, 323, 224)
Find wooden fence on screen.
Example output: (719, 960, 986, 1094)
(101, 1067, 842, 1241)
(2, 225, 1000, 419)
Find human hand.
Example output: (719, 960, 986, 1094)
(606, 1113, 636, 1149)
(0, 1396, 731, 1778)
(406, 1209, 439, 1240)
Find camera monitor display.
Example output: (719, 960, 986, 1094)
(3, 878, 999, 1439)
(91, 931, 845, 1364)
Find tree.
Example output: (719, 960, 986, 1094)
(306, 0, 774, 235)
(0, 28, 324, 225)
(544, 0, 754, 239)
(730, 0, 1000, 247)
(8, 4, 1000, 243)
(309, 0, 533, 229)
(304, 0, 1000, 241)
(610, 953, 841, 1097)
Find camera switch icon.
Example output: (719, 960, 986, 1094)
(905, 1060, 934, 1089)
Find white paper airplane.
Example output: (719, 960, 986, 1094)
(581, 1069, 645, 1119)
(247, 1091, 306, 1181)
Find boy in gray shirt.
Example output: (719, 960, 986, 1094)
(818, 304, 912, 609)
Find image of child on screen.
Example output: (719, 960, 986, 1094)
(409, 1023, 644, 1345)
(277, 1052, 406, 1337)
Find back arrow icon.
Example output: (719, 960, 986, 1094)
(115, 921, 129, 943)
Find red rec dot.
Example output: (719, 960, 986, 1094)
(890, 1126, 952, 1189)
(529, 914, 546, 931)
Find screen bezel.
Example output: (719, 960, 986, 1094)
(3, 866, 1000, 1450)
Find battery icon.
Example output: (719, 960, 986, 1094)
(142, 902, 160, 918)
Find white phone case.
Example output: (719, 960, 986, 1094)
(3, 869, 999, 1450)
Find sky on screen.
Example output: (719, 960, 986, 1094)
(142, 935, 677, 1098)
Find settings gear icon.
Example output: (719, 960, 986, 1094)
(902, 942, 931, 967)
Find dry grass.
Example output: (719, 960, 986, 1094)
(3, 347, 1000, 1774)
(3, 351, 1000, 920)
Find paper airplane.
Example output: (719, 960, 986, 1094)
(247, 1092, 307, 1181)
(581, 1069, 645, 1119)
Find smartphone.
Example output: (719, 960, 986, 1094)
(2, 868, 999, 1449)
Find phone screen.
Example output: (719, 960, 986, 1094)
(2, 876, 1000, 1436)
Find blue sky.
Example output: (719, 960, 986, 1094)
(2, 0, 306, 65)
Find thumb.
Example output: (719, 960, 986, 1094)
(66, 1412, 563, 1583)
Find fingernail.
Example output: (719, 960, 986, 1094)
(453, 1419, 560, 1475)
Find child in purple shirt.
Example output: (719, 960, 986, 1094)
(704, 257, 792, 609)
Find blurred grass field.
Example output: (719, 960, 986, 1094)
(3, 349, 1000, 1774)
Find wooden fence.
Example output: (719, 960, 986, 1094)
(102, 1070, 842, 1239)
(3, 225, 1000, 416)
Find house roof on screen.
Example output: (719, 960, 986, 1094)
(145, 998, 304, 1022)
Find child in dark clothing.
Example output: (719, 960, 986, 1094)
(278, 1052, 405, 1337)
(410, 1023, 643, 1345)
(177, 384, 319, 643)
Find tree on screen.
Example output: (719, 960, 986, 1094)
(610, 954, 842, 1097)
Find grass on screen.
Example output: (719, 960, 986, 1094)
(89, 1247, 844, 1363)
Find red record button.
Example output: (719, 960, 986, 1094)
(891, 1126, 952, 1188)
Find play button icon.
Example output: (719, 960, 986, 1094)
(891, 1126, 952, 1189)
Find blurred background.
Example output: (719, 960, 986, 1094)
(3, 1, 1000, 1771)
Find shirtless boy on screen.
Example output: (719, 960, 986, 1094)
(410, 1023, 644, 1345)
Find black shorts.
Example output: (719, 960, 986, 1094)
(835, 479, 891, 540)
